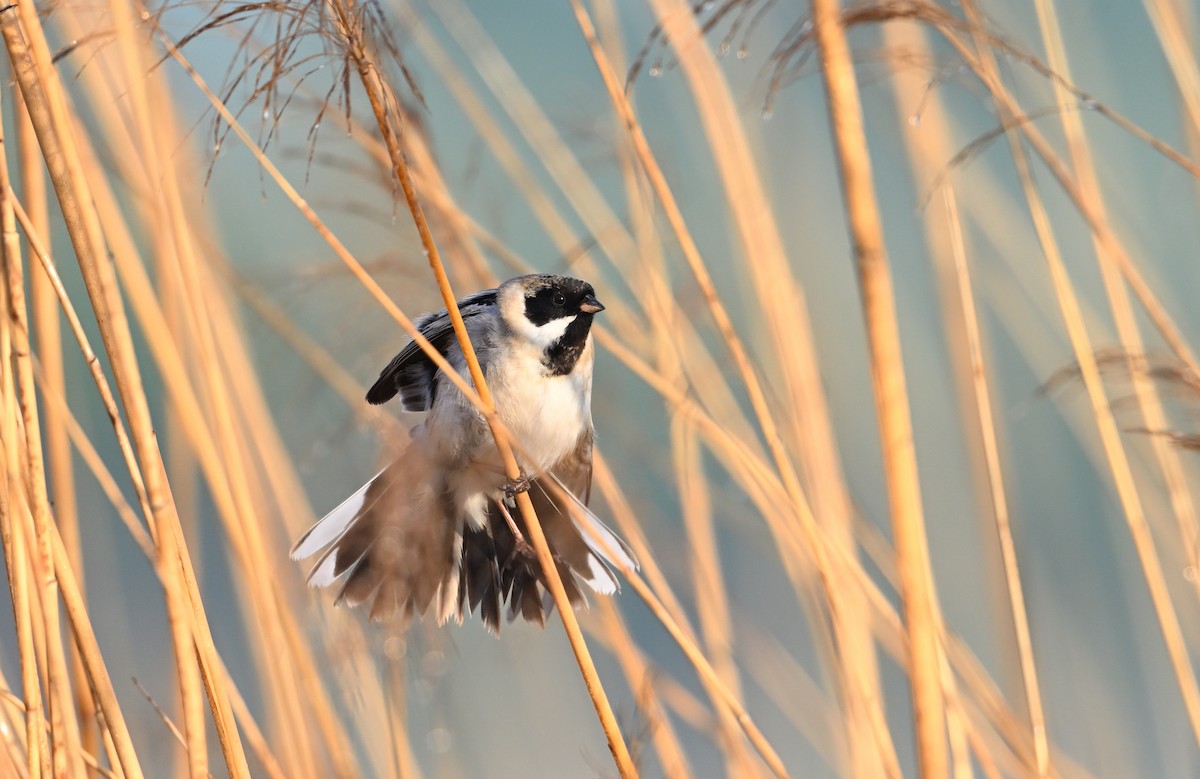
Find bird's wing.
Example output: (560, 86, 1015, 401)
(365, 288, 498, 409)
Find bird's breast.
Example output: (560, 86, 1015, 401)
(490, 345, 593, 474)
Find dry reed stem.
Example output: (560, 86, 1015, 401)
(0, 683, 28, 778)
(589, 451, 764, 699)
(571, 4, 893, 774)
(147, 197, 305, 760)
(429, 0, 640, 267)
(570, 0, 805, 579)
(624, 568, 790, 777)
(0, 667, 30, 774)
(630, 7, 870, 694)
(30, 361, 154, 558)
(1031, 0, 1200, 593)
(1009, 93, 1200, 751)
(0, 419, 142, 779)
(7, 196, 155, 538)
(0, 289, 46, 778)
(740, 628, 845, 771)
(0, 3, 249, 773)
(160, 13, 636, 774)
(593, 600, 695, 779)
(590, 454, 803, 775)
(629, 19, 880, 765)
(100, 7, 212, 770)
(943, 0, 1200, 751)
(99, 206, 320, 774)
(198, 269, 381, 776)
(135, 69, 318, 774)
(0, 103, 84, 778)
(93, 17, 361, 771)
(809, 1, 947, 776)
(323, 0, 635, 770)
(938, 640, 973, 779)
(41, 503, 143, 779)
(943, 188, 1049, 777)
(37, 335, 300, 779)
(218, 658, 290, 779)
(925, 23, 1200, 382)
(1142, 0, 1200, 134)
(882, 21, 1049, 774)
(672, 420, 757, 777)
(15, 75, 89, 763)
(33, 284, 303, 779)
(1036, 0, 1200, 751)
(384, 658, 421, 779)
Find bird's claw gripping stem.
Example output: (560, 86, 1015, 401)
(504, 470, 534, 498)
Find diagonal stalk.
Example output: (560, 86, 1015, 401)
(319, 1, 637, 773)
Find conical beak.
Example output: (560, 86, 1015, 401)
(580, 294, 605, 314)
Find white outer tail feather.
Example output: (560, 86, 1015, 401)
(294, 466, 637, 612)
(290, 468, 383, 563)
(544, 471, 639, 577)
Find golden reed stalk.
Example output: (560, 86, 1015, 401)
(809, 0, 948, 775)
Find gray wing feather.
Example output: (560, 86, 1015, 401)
(366, 289, 497, 408)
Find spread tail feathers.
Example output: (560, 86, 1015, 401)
(454, 479, 638, 633)
(291, 452, 460, 624)
(294, 460, 638, 632)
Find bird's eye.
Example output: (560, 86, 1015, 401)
(552, 293, 566, 307)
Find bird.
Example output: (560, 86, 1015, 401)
(291, 274, 637, 632)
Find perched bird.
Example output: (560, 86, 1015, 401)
(291, 274, 636, 631)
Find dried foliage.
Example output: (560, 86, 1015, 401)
(0, 0, 1198, 776)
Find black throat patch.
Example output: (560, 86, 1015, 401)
(542, 314, 594, 376)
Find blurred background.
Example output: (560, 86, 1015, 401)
(1, 0, 1200, 776)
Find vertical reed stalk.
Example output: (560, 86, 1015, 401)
(809, 0, 947, 775)
(14, 73, 93, 765)
(672, 419, 756, 777)
(99, 5, 210, 772)
(944, 189, 1049, 776)
(0, 4, 248, 774)
(0, 72, 83, 779)
(0, 274, 46, 777)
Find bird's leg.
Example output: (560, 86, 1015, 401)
(503, 468, 535, 498)
(495, 498, 536, 558)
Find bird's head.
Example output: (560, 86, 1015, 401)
(498, 274, 604, 354)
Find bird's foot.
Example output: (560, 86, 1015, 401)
(504, 470, 534, 498)
(513, 537, 537, 560)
